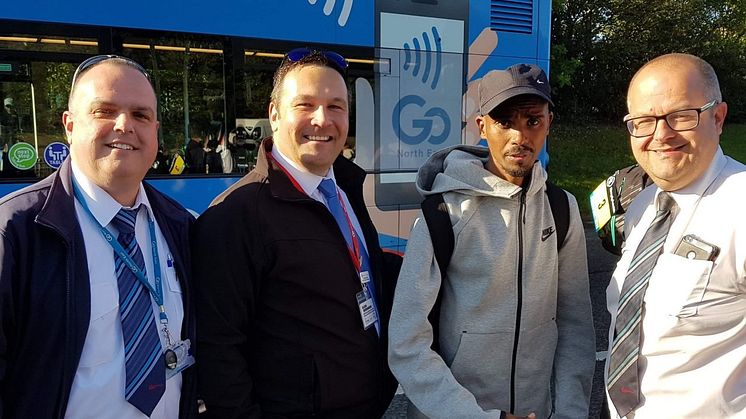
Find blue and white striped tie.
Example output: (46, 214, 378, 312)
(112, 207, 165, 416)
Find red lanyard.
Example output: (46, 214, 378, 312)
(269, 153, 363, 273)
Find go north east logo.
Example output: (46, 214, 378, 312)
(394, 26, 450, 146)
(307, 0, 354, 27)
(403, 26, 442, 90)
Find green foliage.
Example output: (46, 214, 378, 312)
(548, 123, 634, 217)
(721, 124, 746, 162)
(550, 0, 746, 123)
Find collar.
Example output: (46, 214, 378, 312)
(271, 144, 337, 197)
(71, 160, 153, 228)
(661, 146, 726, 211)
(238, 138, 366, 203)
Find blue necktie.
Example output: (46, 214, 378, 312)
(112, 207, 165, 416)
(607, 192, 676, 416)
(318, 178, 381, 335)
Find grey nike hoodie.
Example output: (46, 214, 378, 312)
(388, 145, 595, 419)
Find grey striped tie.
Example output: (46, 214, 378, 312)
(607, 192, 676, 417)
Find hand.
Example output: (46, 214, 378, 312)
(506, 413, 536, 419)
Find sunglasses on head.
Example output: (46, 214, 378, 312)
(71, 55, 151, 90)
(284, 48, 348, 73)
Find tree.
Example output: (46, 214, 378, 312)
(551, 0, 746, 122)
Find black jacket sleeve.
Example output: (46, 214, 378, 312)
(192, 201, 261, 419)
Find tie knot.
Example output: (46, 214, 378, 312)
(112, 207, 140, 235)
(318, 178, 338, 200)
(657, 192, 676, 214)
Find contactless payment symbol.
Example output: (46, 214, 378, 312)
(43, 142, 70, 169)
(8, 142, 37, 170)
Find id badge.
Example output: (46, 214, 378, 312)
(359, 271, 371, 284)
(355, 290, 378, 330)
(165, 338, 196, 380)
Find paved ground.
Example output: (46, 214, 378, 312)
(383, 218, 617, 419)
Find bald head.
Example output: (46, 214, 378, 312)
(68, 57, 155, 109)
(628, 53, 721, 108)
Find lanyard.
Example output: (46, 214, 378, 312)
(268, 153, 365, 274)
(331, 185, 364, 273)
(71, 179, 169, 324)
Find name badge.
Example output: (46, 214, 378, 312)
(356, 290, 378, 330)
(165, 338, 196, 380)
(359, 271, 371, 284)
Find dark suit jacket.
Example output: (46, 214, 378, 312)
(193, 138, 399, 419)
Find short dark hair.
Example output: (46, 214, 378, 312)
(270, 50, 347, 106)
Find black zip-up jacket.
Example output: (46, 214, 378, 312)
(193, 138, 400, 419)
(0, 158, 198, 418)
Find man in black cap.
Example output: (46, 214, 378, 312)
(388, 63, 595, 419)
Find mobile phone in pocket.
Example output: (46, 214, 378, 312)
(674, 234, 720, 261)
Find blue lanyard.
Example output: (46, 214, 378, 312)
(71, 179, 168, 324)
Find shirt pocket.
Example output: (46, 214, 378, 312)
(164, 258, 182, 294)
(646, 253, 713, 318)
(78, 282, 120, 368)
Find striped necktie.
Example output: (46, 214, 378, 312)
(112, 207, 165, 416)
(607, 192, 676, 416)
(318, 178, 381, 335)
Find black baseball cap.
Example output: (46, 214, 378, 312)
(478, 63, 553, 115)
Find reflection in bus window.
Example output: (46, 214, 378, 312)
(123, 37, 226, 169)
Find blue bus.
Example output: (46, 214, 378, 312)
(0, 0, 551, 252)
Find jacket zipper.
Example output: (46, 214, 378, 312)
(43, 223, 72, 419)
(510, 189, 527, 413)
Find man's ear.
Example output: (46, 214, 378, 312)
(269, 101, 280, 132)
(62, 111, 74, 144)
(714, 101, 728, 135)
(475, 114, 487, 138)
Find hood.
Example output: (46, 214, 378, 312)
(416, 144, 547, 199)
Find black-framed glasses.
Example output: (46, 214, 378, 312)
(624, 100, 718, 138)
(284, 47, 348, 73)
(71, 54, 151, 90)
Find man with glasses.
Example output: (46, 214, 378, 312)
(192, 48, 400, 418)
(0, 55, 197, 418)
(605, 53, 746, 418)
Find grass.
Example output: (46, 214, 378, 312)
(548, 122, 746, 218)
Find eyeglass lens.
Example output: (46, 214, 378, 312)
(628, 110, 700, 136)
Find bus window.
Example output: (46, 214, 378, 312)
(123, 36, 227, 174)
(0, 60, 78, 180)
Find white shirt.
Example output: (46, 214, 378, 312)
(271, 146, 369, 250)
(606, 148, 746, 418)
(66, 162, 184, 419)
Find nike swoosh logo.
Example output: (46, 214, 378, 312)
(541, 227, 555, 241)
